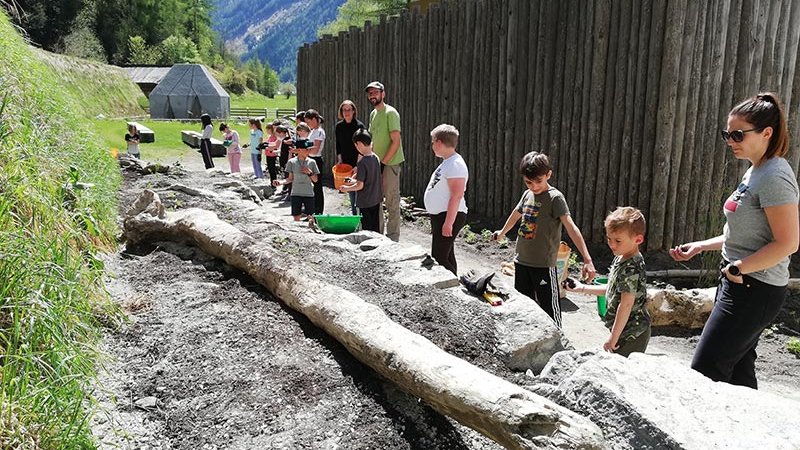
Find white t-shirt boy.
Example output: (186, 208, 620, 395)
(424, 153, 469, 215)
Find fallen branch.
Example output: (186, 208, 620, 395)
(123, 196, 605, 450)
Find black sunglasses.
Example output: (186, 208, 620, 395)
(720, 128, 761, 143)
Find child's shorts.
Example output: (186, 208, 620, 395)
(290, 195, 315, 217)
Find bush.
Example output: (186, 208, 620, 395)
(62, 27, 107, 63)
(788, 337, 800, 357)
(159, 34, 201, 65)
(127, 35, 161, 65)
(280, 82, 296, 99)
(222, 67, 247, 95)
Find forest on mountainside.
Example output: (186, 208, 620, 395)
(212, 0, 344, 82)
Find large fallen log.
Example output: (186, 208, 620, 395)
(123, 193, 605, 450)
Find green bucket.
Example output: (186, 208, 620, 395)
(594, 276, 608, 318)
(313, 214, 362, 234)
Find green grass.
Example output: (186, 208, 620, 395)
(788, 337, 800, 357)
(1, 14, 121, 448)
(93, 118, 256, 163)
(230, 91, 296, 111)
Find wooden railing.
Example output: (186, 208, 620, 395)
(229, 107, 296, 119)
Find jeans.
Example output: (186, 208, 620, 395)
(251, 153, 263, 178)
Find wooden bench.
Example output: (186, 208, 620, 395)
(127, 121, 155, 143)
(181, 130, 226, 157)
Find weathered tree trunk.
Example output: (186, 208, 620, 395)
(124, 201, 606, 450)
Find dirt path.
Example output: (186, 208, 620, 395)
(93, 164, 800, 448)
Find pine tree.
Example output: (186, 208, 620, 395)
(263, 61, 280, 98)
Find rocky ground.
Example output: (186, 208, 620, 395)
(91, 156, 800, 448)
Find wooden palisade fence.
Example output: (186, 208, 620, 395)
(298, 0, 800, 250)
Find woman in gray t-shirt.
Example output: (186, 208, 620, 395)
(670, 93, 799, 389)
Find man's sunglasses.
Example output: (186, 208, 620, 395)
(720, 128, 761, 143)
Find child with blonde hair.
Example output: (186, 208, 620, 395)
(566, 207, 651, 356)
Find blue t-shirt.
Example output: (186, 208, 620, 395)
(249, 129, 263, 155)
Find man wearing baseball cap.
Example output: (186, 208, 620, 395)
(365, 81, 404, 242)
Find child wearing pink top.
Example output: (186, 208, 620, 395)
(264, 122, 279, 183)
(219, 123, 241, 174)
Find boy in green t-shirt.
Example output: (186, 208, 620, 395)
(566, 206, 651, 356)
(493, 152, 595, 328)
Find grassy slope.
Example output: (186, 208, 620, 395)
(37, 49, 147, 118)
(0, 13, 122, 449)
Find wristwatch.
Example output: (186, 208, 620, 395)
(728, 264, 741, 276)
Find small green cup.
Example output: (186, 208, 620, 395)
(594, 276, 608, 318)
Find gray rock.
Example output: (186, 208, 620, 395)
(213, 180, 245, 189)
(392, 260, 459, 289)
(166, 183, 217, 198)
(359, 238, 387, 250)
(337, 231, 386, 245)
(493, 292, 569, 373)
(134, 396, 158, 410)
(647, 287, 714, 329)
(534, 350, 800, 449)
(367, 242, 428, 262)
(126, 190, 165, 219)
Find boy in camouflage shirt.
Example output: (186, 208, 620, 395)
(566, 207, 651, 356)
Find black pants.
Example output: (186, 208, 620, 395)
(514, 263, 561, 328)
(430, 211, 467, 275)
(265, 156, 278, 182)
(290, 196, 315, 217)
(360, 204, 381, 232)
(691, 274, 786, 389)
(311, 156, 324, 214)
(199, 139, 214, 169)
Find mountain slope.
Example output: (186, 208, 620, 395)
(212, 0, 345, 82)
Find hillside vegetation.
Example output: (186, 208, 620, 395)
(212, 0, 345, 81)
(0, 12, 121, 448)
(37, 49, 146, 118)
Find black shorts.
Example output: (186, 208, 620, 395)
(290, 196, 315, 217)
